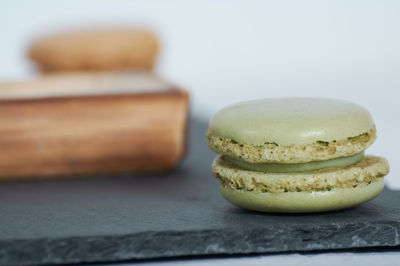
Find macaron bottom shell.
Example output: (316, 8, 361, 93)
(220, 178, 384, 213)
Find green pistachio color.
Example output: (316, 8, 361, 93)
(224, 152, 364, 173)
(207, 98, 388, 213)
(220, 178, 384, 213)
(208, 98, 374, 146)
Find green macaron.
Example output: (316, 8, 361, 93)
(206, 98, 389, 213)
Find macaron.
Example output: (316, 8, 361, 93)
(28, 28, 159, 72)
(206, 98, 389, 213)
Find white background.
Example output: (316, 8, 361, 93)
(1, 1, 400, 264)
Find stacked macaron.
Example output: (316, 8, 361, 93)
(206, 98, 389, 213)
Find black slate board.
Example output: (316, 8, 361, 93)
(0, 118, 399, 266)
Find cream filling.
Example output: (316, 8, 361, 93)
(224, 152, 364, 173)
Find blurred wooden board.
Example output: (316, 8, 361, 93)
(0, 72, 188, 178)
(0, 118, 399, 266)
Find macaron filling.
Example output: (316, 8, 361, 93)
(224, 152, 364, 173)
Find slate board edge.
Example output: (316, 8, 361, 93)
(2, 220, 400, 266)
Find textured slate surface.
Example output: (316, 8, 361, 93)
(0, 118, 399, 266)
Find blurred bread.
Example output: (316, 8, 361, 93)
(28, 28, 159, 72)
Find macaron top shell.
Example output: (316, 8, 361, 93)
(208, 98, 374, 146)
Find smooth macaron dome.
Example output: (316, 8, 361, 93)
(207, 98, 376, 164)
(207, 98, 389, 213)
